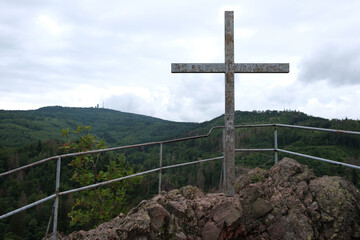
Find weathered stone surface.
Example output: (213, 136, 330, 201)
(202, 221, 221, 240)
(148, 203, 169, 230)
(251, 197, 272, 218)
(235, 167, 268, 191)
(309, 176, 360, 240)
(211, 197, 242, 226)
(46, 158, 360, 240)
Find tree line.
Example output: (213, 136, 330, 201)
(0, 108, 360, 239)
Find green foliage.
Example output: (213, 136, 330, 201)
(0, 108, 360, 239)
(0, 107, 198, 147)
(252, 174, 264, 183)
(61, 126, 141, 229)
(3, 232, 23, 240)
(0, 139, 71, 240)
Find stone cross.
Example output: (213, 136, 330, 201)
(171, 11, 289, 196)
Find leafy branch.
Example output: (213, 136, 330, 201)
(60, 126, 142, 228)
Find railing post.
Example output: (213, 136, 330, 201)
(274, 126, 278, 163)
(158, 143, 163, 194)
(52, 157, 61, 240)
(45, 202, 55, 237)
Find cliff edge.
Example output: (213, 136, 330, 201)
(49, 158, 360, 240)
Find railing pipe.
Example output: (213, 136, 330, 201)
(0, 126, 224, 178)
(0, 194, 56, 220)
(4, 123, 357, 179)
(60, 168, 160, 196)
(0, 155, 222, 221)
(276, 124, 360, 135)
(58, 156, 223, 196)
(158, 143, 163, 194)
(0, 156, 58, 178)
(235, 148, 275, 152)
(277, 149, 360, 170)
(234, 123, 360, 136)
(45, 203, 55, 237)
(1, 123, 360, 226)
(52, 157, 61, 240)
(235, 124, 275, 128)
(1, 123, 358, 178)
(161, 156, 223, 171)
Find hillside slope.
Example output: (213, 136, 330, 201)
(0, 106, 198, 147)
(2, 107, 360, 149)
(1, 108, 360, 239)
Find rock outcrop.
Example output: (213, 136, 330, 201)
(50, 158, 360, 240)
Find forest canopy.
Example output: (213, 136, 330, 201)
(0, 107, 359, 239)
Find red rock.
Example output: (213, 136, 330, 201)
(46, 158, 360, 240)
(201, 221, 221, 240)
(148, 203, 169, 230)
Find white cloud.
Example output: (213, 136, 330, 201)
(297, 86, 360, 120)
(298, 46, 360, 86)
(236, 28, 257, 39)
(36, 15, 67, 36)
(1, 0, 360, 122)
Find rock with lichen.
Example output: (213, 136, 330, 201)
(45, 158, 360, 240)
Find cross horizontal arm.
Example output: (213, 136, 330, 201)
(171, 63, 225, 73)
(171, 63, 289, 74)
(234, 63, 289, 73)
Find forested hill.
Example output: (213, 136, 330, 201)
(188, 110, 360, 136)
(0, 106, 198, 147)
(1, 107, 360, 239)
(1, 106, 360, 148)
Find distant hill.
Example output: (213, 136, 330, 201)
(1, 107, 360, 239)
(1, 107, 360, 148)
(0, 106, 198, 147)
(192, 110, 329, 133)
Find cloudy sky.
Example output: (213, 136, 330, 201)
(1, 0, 360, 122)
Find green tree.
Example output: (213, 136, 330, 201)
(61, 126, 141, 229)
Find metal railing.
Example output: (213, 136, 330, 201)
(234, 123, 360, 170)
(1, 123, 360, 240)
(0, 125, 225, 240)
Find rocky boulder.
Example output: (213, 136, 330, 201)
(48, 158, 360, 240)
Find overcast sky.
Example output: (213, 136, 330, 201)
(1, 0, 360, 122)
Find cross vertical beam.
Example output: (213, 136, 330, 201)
(171, 11, 289, 197)
(224, 11, 235, 196)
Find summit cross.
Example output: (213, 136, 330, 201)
(171, 11, 289, 196)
